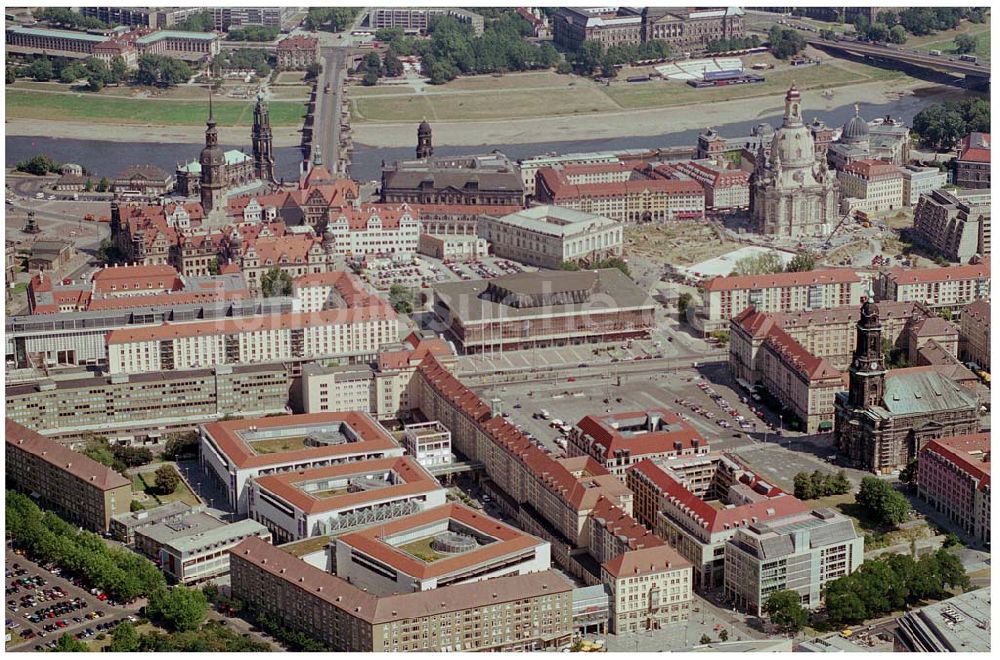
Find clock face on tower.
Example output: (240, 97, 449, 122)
(870, 362, 879, 370)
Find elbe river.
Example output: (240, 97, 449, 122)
(4, 86, 964, 184)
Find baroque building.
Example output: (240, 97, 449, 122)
(750, 85, 840, 238)
(834, 292, 980, 474)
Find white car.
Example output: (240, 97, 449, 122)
(46, 195, 55, 200)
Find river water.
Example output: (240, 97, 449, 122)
(4, 85, 964, 183)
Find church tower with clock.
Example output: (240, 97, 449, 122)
(847, 288, 885, 409)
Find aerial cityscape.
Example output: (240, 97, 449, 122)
(4, 4, 993, 654)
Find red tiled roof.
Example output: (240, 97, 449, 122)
(336, 503, 544, 579)
(921, 433, 991, 490)
(958, 132, 990, 163)
(602, 545, 691, 579)
(6, 419, 130, 491)
(762, 324, 843, 382)
(278, 35, 318, 50)
(252, 456, 441, 515)
(884, 261, 990, 285)
(703, 268, 860, 292)
(202, 411, 400, 470)
(731, 306, 777, 338)
(378, 338, 453, 371)
(86, 289, 247, 311)
(575, 409, 708, 458)
(963, 298, 990, 322)
(627, 457, 809, 535)
(537, 167, 704, 201)
(842, 158, 902, 179)
(590, 496, 663, 552)
(91, 264, 181, 294)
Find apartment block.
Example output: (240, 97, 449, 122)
(200, 412, 405, 514)
(723, 508, 863, 616)
(229, 536, 574, 652)
(478, 206, 623, 269)
(917, 433, 991, 548)
(567, 409, 709, 478)
(960, 299, 990, 371)
(5, 419, 131, 532)
(900, 165, 948, 206)
(248, 456, 446, 543)
(670, 160, 750, 211)
(626, 454, 809, 590)
(912, 189, 991, 264)
(878, 262, 990, 312)
(837, 159, 904, 214)
(697, 269, 864, 335)
(6, 364, 290, 443)
(368, 7, 485, 36)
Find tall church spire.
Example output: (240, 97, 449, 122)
(847, 289, 886, 410)
(252, 88, 275, 183)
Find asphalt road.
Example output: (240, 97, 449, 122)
(316, 46, 347, 174)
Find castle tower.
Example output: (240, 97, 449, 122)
(199, 91, 226, 213)
(252, 90, 275, 184)
(847, 289, 886, 410)
(416, 119, 433, 159)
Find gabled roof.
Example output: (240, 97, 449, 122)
(921, 433, 991, 489)
(602, 545, 691, 579)
(575, 409, 708, 458)
(883, 262, 990, 286)
(958, 132, 990, 163)
(704, 268, 860, 292)
(6, 419, 130, 491)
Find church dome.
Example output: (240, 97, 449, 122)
(770, 85, 816, 170)
(418, 119, 432, 135)
(842, 105, 869, 142)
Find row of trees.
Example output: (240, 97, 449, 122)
(705, 35, 762, 54)
(768, 26, 807, 60)
(765, 549, 971, 632)
(304, 7, 359, 32)
(854, 18, 908, 45)
(135, 54, 194, 88)
(730, 251, 815, 277)
(226, 26, 280, 42)
(212, 48, 272, 78)
(572, 40, 672, 78)
(108, 619, 269, 652)
(34, 7, 107, 30)
(911, 98, 990, 150)
(11, 54, 127, 90)
(14, 154, 62, 176)
(897, 8, 966, 36)
(82, 435, 153, 473)
(792, 469, 852, 500)
(6, 491, 165, 602)
(824, 549, 970, 625)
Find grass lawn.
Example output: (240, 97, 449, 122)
(274, 71, 307, 84)
(132, 467, 200, 507)
(605, 61, 887, 110)
(7, 89, 306, 127)
(912, 29, 991, 60)
(249, 435, 310, 455)
(280, 535, 333, 557)
(441, 71, 583, 91)
(352, 86, 620, 122)
(399, 536, 444, 563)
(268, 85, 310, 100)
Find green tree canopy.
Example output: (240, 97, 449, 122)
(52, 633, 88, 651)
(153, 465, 181, 495)
(388, 283, 415, 314)
(765, 589, 808, 633)
(261, 267, 293, 297)
(147, 586, 210, 632)
(768, 26, 806, 59)
(786, 253, 816, 272)
(108, 622, 142, 652)
(954, 33, 978, 54)
(857, 477, 911, 527)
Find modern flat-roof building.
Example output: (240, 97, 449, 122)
(877, 261, 990, 312)
(157, 518, 271, 585)
(626, 454, 810, 590)
(894, 587, 991, 652)
(110, 501, 202, 545)
(5, 419, 131, 532)
(917, 433, 990, 548)
(478, 206, 623, 269)
(200, 412, 404, 514)
(901, 165, 949, 207)
(432, 268, 656, 354)
(208, 6, 293, 30)
(368, 7, 485, 36)
(697, 268, 864, 335)
(133, 508, 227, 559)
(911, 189, 990, 264)
(6, 364, 290, 444)
(402, 421, 452, 468)
(724, 508, 863, 616)
(229, 536, 574, 651)
(960, 298, 990, 371)
(334, 503, 552, 595)
(249, 456, 447, 543)
(568, 409, 709, 478)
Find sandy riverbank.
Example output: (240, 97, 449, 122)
(4, 120, 305, 148)
(350, 78, 949, 149)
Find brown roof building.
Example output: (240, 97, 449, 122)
(5, 419, 131, 532)
(381, 151, 525, 207)
(917, 433, 990, 547)
(229, 535, 574, 652)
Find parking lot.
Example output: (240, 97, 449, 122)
(5, 549, 136, 651)
(359, 254, 534, 294)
